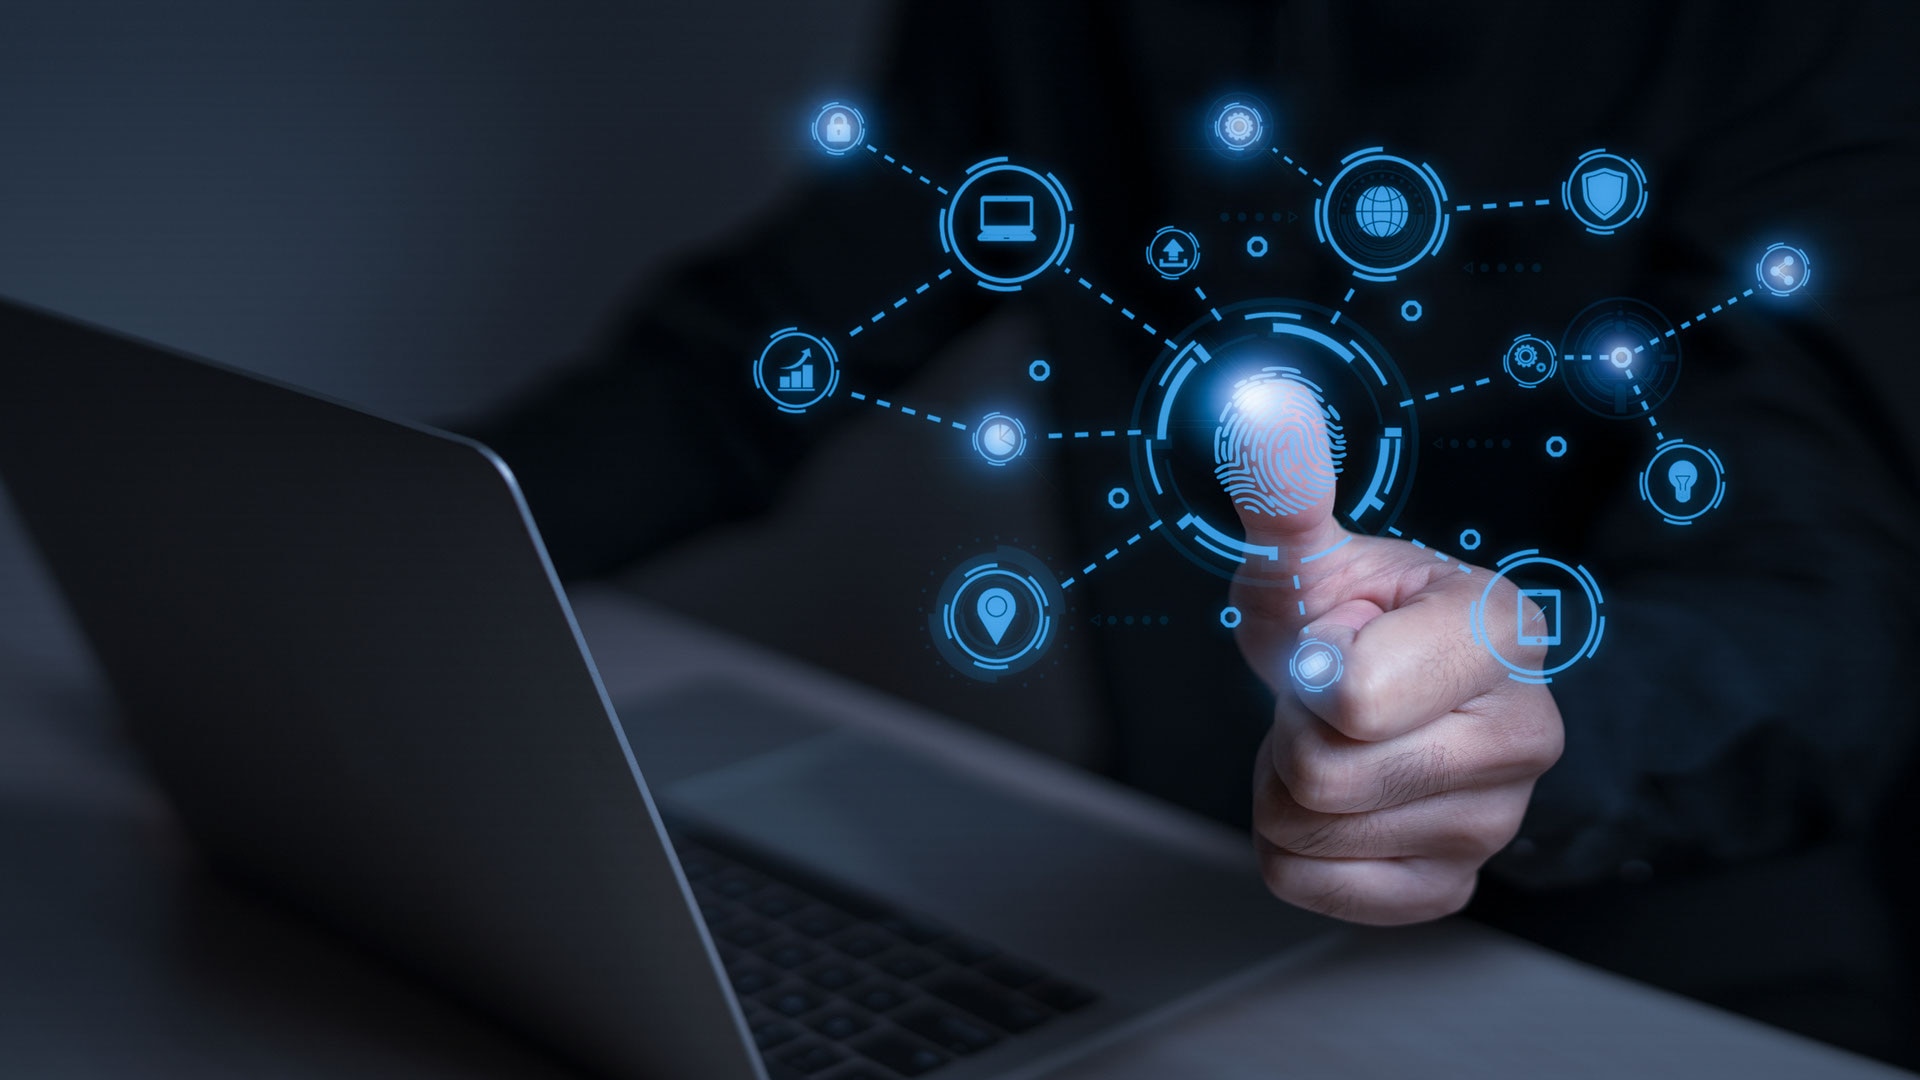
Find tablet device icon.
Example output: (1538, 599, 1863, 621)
(1516, 588, 1562, 647)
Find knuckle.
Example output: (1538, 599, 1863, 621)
(1331, 665, 1396, 740)
(1283, 737, 1366, 813)
(1260, 851, 1363, 921)
(1375, 743, 1451, 808)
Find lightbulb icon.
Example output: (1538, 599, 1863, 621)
(1667, 458, 1699, 503)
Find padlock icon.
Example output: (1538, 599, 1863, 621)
(825, 111, 852, 144)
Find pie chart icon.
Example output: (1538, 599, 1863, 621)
(973, 412, 1027, 466)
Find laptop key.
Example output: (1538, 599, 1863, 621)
(712, 871, 764, 900)
(759, 985, 827, 1018)
(896, 1006, 1003, 1055)
(752, 889, 809, 919)
(852, 1031, 949, 1077)
(831, 928, 894, 959)
(875, 949, 937, 981)
(928, 937, 997, 965)
(876, 914, 948, 946)
(801, 962, 862, 992)
(848, 982, 917, 1013)
(926, 975, 1051, 1033)
(1025, 979, 1098, 1014)
(977, 959, 1043, 989)
(760, 940, 822, 969)
(788, 907, 853, 938)
(809, 1009, 874, 1040)
(776, 1041, 846, 1075)
(730, 965, 780, 995)
(720, 922, 776, 948)
(750, 1018, 801, 1051)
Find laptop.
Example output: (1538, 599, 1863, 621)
(0, 297, 1329, 1079)
(976, 196, 1037, 243)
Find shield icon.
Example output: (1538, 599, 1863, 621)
(1581, 167, 1630, 220)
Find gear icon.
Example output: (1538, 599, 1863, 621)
(1211, 101, 1265, 151)
(1503, 334, 1557, 389)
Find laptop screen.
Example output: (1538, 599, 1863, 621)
(979, 195, 1034, 230)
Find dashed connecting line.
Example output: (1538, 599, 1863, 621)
(1195, 285, 1227, 324)
(1565, 285, 1758, 441)
(1384, 526, 1475, 574)
(1043, 427, 1141, 441)
(1270, 147, 1324, 187)
(1399, 377, 1493, 409)
(847, 269, 954, 339)
(864, 144, 949, 195)
(1059, 519, 1164, 590)
(1453, 198, 1554, 212)
(1060, 266, 1180, 350)
(846, 389, 970, 432)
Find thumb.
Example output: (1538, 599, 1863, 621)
(1216, 371, 1349, 573)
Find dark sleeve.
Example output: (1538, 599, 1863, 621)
(462, 1, 998, 579)
(1492, 1, 1920, 887)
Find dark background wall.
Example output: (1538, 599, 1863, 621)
(0, 0, 885, 418)
(0, 0, 1110, 769)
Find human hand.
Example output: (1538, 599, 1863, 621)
(1218, 376, 1564, 925)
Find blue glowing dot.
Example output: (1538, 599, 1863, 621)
(1459, 528, 1482, 551)
(1246, 235, 1269, 258)
(1546, 435, 1569, 458)
(1028, 359, 1051, 382)
(1219, 605, 1243, 629)
(1106, 487, 1130, 509)
(1400, 299, 1423, 322)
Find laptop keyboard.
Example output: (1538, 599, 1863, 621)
(671, 830, 1099, 1080)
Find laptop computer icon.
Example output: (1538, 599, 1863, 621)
(977, 195, 1037, 242)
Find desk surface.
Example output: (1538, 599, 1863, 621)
(0, 518, 1905, 1079)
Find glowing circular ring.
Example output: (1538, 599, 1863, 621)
(1545, 435, 1568, 458)
(930, 547, 1061, 682)
(1400, 300, 1424, 322)
(1502, 334, 1558, 389)
(940, 160, 1073, 290)
(1147, 226, 1202, 280)
(972, 412, 1028, 467)
(1106, 487, 1130, 509)
(810, 102, 866, 156)
(1755, 242, 1812, 297)
(1314, 151, 1449, 279)
(752, 329, 839, 414)
(1219, 605, 1243, 629)
(1210, 99, 1268, 153)
(1246, 235, 1269, 258)
(1288, 638, 1345, 693)
(1638, 440, 1728, 525)
(1459, 528, 1482, 551)
(1028, 359, 1052, 382)
(1469, 552, 1606, 682)
(1560, 149, 1649, 235)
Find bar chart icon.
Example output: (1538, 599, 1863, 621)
(777, 347, 816, 393)
(778, 362, 814, 392)
(754, 330, 838, 414)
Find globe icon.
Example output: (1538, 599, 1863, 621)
(1354, 185, 1409, 238)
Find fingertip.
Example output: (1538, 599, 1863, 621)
(1216, 374, 1345, 556)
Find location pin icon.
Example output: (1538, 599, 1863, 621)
(976, 587, 1017, 645)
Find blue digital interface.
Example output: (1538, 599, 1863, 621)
(748, 91, 1811, 686)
